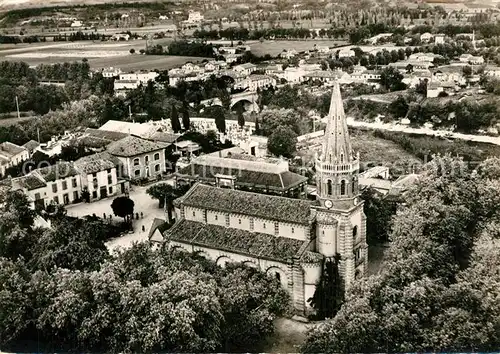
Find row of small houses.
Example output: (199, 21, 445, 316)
(0, 129, 183, 209)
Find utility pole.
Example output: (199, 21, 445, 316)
(15, 96, 20, 120)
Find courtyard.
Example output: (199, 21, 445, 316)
(65, 180, 173, 252)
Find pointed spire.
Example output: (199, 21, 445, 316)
(320, 81, 352, 164)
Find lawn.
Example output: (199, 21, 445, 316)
(250, 39, 347, 56)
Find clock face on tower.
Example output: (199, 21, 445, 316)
(325, 200, 333, 209)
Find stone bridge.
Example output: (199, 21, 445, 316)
(200, 91, 259, 113)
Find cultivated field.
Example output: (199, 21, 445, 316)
(250, 39, 347, 56)
(0, 39, 208, 71)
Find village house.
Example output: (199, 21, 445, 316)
(459, 54, 484, 65)
(315, 45, 330, 54)
(434, 34, 445, 44)
(263, 64, 283, 75)
(420, 32, 433, 43)
(338, 48, 355, 58)
(280, 49, 298, 59)
(22, 140, 40, 158)
(12, 162, 81, 209)
(234, 74, 277, 91)
(186, 11, 204, 24)
(152, 83, 369, 316)
(485, 65, 500, 78)
(102, 67, 122, 78)
(427, 81, 458, 98)
(0, 142, 29, 177)
(367, 33, 393, 45)
(204, 60, 227, 72)
(106, 136, 168, 180)
(119, 71, 159, 83)
(74, 152, 129, 201)
(304, 71, 339, 84)
(233, 63, 258, 76)
(175, 149, 308, 197)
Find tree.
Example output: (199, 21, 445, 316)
(259, 108, 305, 136)
(308, 255, 343, 320)
(267, 125, 297, 158)
(110, 196, 134, 224)
(415, 78, 428, 96)
(237, 107, 245, 128)
(217, 89, 232, 111)
(254, 117, 260, 134)
(129, 48, 135, 54)
(170, 104, 181, 133)
(302, 156, 500, 353)
(0, 191, 36, 260)
(389, 95, 409, 118)
(213, 106, 226, 134)
(463, 65, 472, 77)
(146, 183, 178, 222)
(181, 104, 190, 131)
(379, 66, 406, 91)
(361, 187, 397, 245)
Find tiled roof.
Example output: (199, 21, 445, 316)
(78, 136, 113, 148)
(36, 162, 78, 182)
(13, 174, 47, 191)
(107, 136, 167, 157)
(85, 128, 129, 142)
(178, 164, 306, 191)
(178, 183, 312, 224)
(75, 152, 121, 174)
(167, 219, 306, 263)
(0, 142, 26, 158)
(22, 140, 40, 151)
(148, 132, 181, 144)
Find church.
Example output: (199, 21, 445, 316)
(150, 82, 369, 315)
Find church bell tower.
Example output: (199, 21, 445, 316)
(314, 81, 368, 289)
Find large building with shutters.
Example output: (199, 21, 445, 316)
(150, 82, 368, 315)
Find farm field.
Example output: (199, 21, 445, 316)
(250, 39, 347, 56)
(0, 39, 208, 71)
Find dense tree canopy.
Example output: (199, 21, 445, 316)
(302, 156, 500, 353)
(0, 193, 290, 352)
(267, 125, 297, 158)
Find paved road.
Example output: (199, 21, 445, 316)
(65, 179, 174, 252)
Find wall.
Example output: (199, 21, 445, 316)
(41, 175, 81, 206)
(81, 167, 118, 200)
(122, 149, 166, 179)
(190, 207, 309, 240)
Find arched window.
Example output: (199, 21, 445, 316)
(353, 225, 358, 238)
(154, 152, 160, 160)
(352, 177, 356, 194)
(133, 158, 140, 166)
(340, 180, 346, 195)
(340, 153, 344, 163)
(327, 180, 333, 195)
